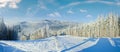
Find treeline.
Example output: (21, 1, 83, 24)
(1, 13, 120, 40)
(14, 13, 120, 40)
(26, 13, 120, 40)
(56, 13, 120, 37)
(0, 18, 18, 40)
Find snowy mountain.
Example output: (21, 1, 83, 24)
(16, 19, 76, 31)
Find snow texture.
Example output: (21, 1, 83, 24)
(0, 35, 98, 52)
(108, 38, 116, 47)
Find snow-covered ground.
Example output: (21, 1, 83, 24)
(66, 38, 99, 52)
(112, 38, 120, 48)
(0, 35, 99, 52)
(108, 38, 116, 47)
(0, 35, 120, 52)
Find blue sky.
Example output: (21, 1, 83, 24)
(0, 0, 120, 25)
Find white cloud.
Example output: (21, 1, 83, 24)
(60, 0, 120, 9)
(116, 0, 120, 5)
(80, 9, 87, 13)
(68, 2, 81, 6)
(86, 14, 92, 18)
(0, 2, 7, 8)
(26, 8, 33, 17)
(37, 0, 47, 10)
(48, 13, 55, 17)
(67, 10, 74, 14)
(48, 12, 61, 17)
(85, 0, 98, 3)
(9, 2, 18, 8)
(98, 1, 114, 5)
(86, 0, 120, 6)
(0, 0, 21, 8)
(116, 2, 120, 5)
(54, 12, 61, 17)
(25, 0, 48, 17)
(60, 2, 81, 9)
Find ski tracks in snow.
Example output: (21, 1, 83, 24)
(61, 38, 99, 52)
(108, 38, 116, 47)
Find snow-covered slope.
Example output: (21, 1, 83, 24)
(15, 20, 76, 31)
(0, 35, 99, 52)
